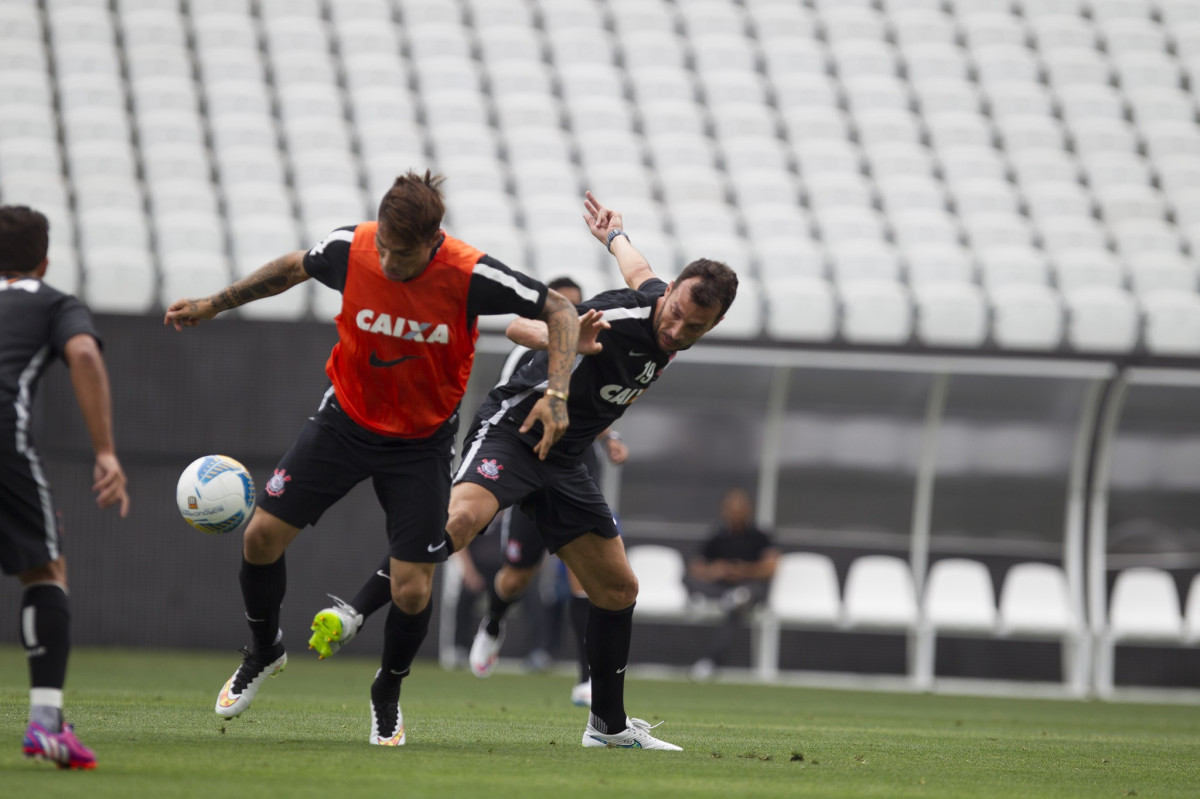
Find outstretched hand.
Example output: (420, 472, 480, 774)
(163, 297, 218, 331)
(579, 308, 609, 355)
(583, 191, 624, 245)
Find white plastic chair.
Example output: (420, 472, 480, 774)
(838, 280, 913, 345)
(842, 555, 920, 630)
(768, 552, 842, 624)
(764, 278, 837, 342)
(912, 283, 988, 348)
(1140, 291, 1200, 356)
(625, 545, 689, 617)
(990, 283, 1064, 351)
(923, 559, 998, 632)
(1064, 286, 1140, 353)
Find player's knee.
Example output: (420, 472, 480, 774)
(242, 525, 284, 564)
(596, 572, 638, 609)
(497, 566, 535, 598)
(390, 577, 432, 615)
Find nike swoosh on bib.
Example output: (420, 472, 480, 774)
(369, 352, 425, 368)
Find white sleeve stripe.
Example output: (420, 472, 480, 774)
(595, 305, 652, 322)
(474, 262, 543, 305)
(309, 229, 355, 255)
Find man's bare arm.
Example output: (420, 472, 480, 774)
(63, 334, 130, 517)
(507, 308, 607, 354)
(583, 191, 657, 290)
(164, 250, 310, 330)
(518, 289, 580, 459)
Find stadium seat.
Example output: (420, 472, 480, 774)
(764, 278, 837, 342)
(912, 283, 988, 348)
(904, 244, 974, 286)
(83, 246, 156, 314)
(1052, 249, 1125, 292)
(1063, 286, 1140, 353)
(923, 558, 997, 632)
(1185, 573, 1200, 643)
(998, 562, 1079, 637)
(838, 280, 912, 345)
(989, 283, 1064, 351)
(1140, 290, 1200, 356)
(842, 555, 920, 630)
(706, 274, 762, 340)
(1108, 567, 1185, 641)
(754, 236, 825, 281)
(977, 246, 1049, 289)
(767, 552, 842, 624)
(625, 546, 689, 617)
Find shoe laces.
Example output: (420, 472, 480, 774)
(327, 593, 356, 616)
(231, 647, 275, 693)
(372, 698, 399, 737)
(628, 717, 666, 735)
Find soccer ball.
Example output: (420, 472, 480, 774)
(176, 455, 256, 535)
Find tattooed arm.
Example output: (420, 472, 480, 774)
(517, 288, 580, 460)
(163, 250, 310, 330)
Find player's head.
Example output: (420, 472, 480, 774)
(547, 276, 583, 305)
(654, 258, 738, 352)
(375, 170, 446, 281)
(0, 205, 49, 277)
(720, 487, 754, 533)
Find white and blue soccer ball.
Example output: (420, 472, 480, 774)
(176, 455, 256, 535)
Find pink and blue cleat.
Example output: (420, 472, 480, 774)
(23, 722, 97, 770)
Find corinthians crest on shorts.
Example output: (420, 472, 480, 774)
(476, 458, 503, 481)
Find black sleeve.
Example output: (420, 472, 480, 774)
(49, 295, 100, 358)
(637, 277, 668, 296)
(466, 254, 548, 320)
(302, 225, 357, 293)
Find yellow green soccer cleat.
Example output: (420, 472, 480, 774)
(308, 595, 363, 660)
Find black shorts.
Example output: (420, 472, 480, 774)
(0, 439, 64, 575)
(484, 505, 547, 569)
(257, 399, 453, 563)
(455, 421, 619, 555)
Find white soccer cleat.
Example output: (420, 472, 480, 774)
(570, 679, 592, 707)
(308, 594, 364, 660)
(215, 648, 287, 718)
(369, 697, 405, 746)
(582, 717, 682, 751)
(468, 618, 505, 678)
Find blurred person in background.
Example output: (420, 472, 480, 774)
(686, 487, 779, 680)
(1, 205, 131, 769)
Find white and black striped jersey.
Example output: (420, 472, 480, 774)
(0, 277, 98, 432)
(303, 225, 547, 321)
(473, 278, 675, 466)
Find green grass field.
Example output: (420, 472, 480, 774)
(1, 646, 1198, 798)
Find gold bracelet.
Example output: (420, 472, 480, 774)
(545, 388, 569, 402)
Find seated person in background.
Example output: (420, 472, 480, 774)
(685, 488, 779, 680)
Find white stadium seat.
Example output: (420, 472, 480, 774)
(1063, 286, 1140, 353)
(923, 559, 997, 632)
(1140, 290, 1200, 356)
(990, 283, 1064, 351)
(842, 555, 919, 630)
(839, 280, 912, 345)
(912, 282, 988, 347)
(764, 278, 837, 342)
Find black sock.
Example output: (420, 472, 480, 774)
(240, 555, 286, 656)
(22, 584, 69, 732)
(569, 595, 590, 684)
(378, 600, 433, 686)
(586, 602, 633, 734)
(485, 577, 516, 637)
(351, 555, 395, 622)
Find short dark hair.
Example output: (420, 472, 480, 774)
(548, 276, 582, 294)
(378, 170, 445, 245)
(0, 205, 49, 274)
(675, 258, 738, 318)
